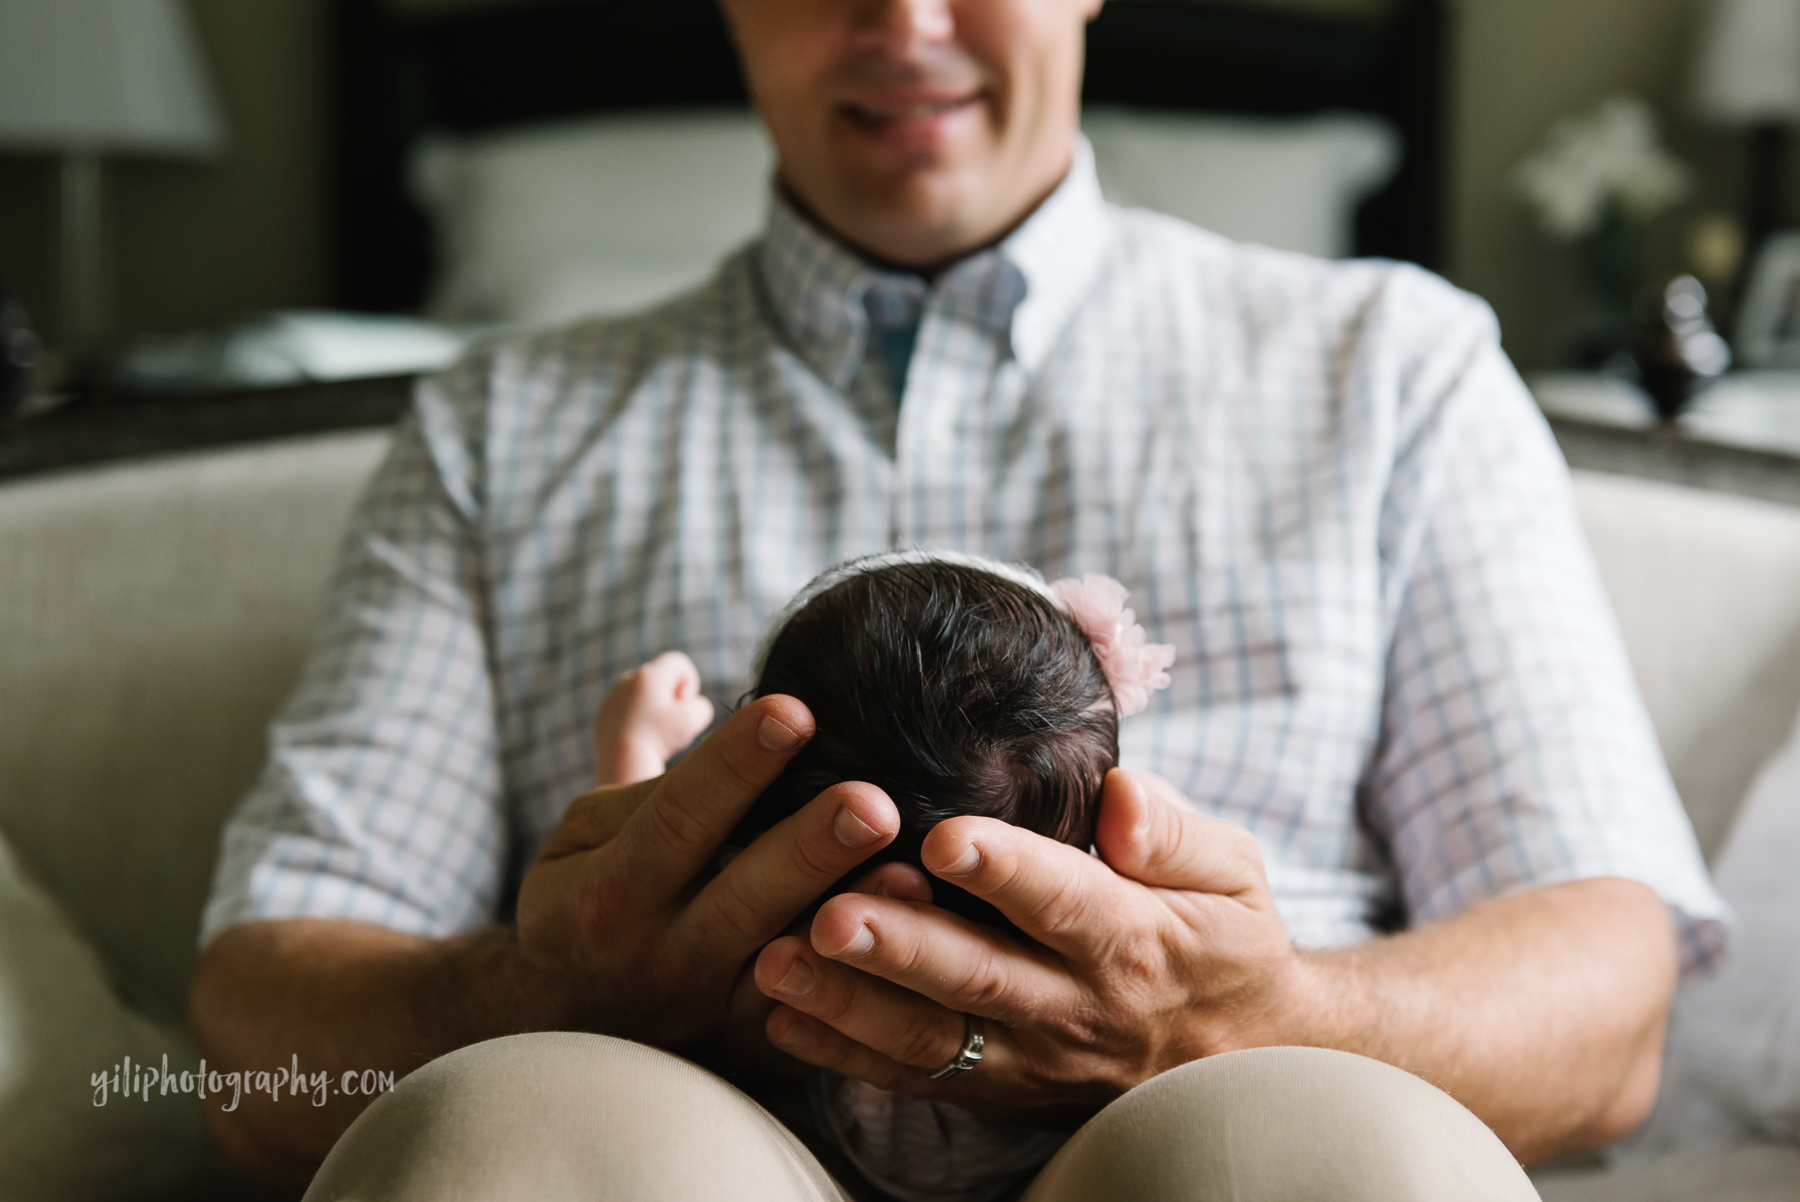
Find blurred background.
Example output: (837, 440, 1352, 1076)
(0, 0, 1774, 382)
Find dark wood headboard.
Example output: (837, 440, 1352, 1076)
(332, 0, 1445, 313)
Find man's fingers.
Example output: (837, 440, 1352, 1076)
(846, 861, 935, 903)
(756, 935, 972, 1071)
(917, 817, 1141, 964)
(805, 891, 1079, 1020)
(762, 993, 1042, 1114)
(606, 694, 815, 911)
(534, 779, 655, 861)
(678, 780, 900, 962)
(764, 1007, 938, 1095)
(1092, 769, 1268, 896)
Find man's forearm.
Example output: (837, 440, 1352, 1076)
(189, 919, 575, 1188)
(1273, 877, 1676, 1164)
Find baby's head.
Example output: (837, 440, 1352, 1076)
(736, 552, 1173, 929)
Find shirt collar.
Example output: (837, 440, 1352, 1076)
(994, 136, 1111, 374)
(757, 136, 1111, 390)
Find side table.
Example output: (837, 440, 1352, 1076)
(0, 374, 416, 483)
(1533, 372, 1800, 508)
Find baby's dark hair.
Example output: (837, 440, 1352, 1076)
(737, 557, 1119, 928)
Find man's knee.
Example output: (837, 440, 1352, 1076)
(1024, 1047, 1540, 1202)
(303, 1032, 844, 1202)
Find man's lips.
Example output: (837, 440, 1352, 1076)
(840, 93, 983, 128)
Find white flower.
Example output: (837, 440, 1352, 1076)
(1514, 96, 1695, 241)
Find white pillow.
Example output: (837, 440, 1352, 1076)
(1082, 108, 1400, 261)
(0, 828, 221, 1200)
(1626, 701, 1800, 1155)
(410, 107, 1403, 329)
(412, 110, 776, 327)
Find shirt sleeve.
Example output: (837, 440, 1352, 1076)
(199, 355, 506, 946)
(1361, 271, 1730, 977)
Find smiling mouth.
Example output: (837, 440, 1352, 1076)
(842, 94, 982, 127)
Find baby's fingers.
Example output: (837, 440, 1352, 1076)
(677, 693, 717, 747)
(642, 650, 703, 697)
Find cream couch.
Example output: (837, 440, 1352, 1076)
(2, 430, 1799, 1200)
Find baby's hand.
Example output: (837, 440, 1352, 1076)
(593, 651, 717, 786)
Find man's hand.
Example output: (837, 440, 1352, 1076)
(753, 768, 1298, 1116)
(753, 768, 1678, 1162)
(191, 694, 903, 1185)
(517, 693, 903, 1055)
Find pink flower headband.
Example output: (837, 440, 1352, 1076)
(1048, 573, 1177, 716)
(754, 551, 1176, 717)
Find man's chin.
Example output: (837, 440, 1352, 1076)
(845, 211, 998, 272)
(824, 175, 1007, 268)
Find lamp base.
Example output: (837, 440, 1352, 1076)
(1746, 122, 1789, 258)
(58, 151, 108, 366)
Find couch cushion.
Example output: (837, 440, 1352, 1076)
(1571, 470, 1800, 860)
(1628, 701, 1800, 1156)
(1533, 1144, 1800, 1201)
(0, 824, 221, 1200)
(0, 431, 390, 1025)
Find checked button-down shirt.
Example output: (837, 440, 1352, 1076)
(203, 142, 1726, 979)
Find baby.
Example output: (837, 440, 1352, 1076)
(594, 551, 1176, 927)
(592, 552, 1176, 1202)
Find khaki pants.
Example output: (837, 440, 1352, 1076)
(303, 1033, 1541, 1201)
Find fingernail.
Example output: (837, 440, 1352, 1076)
(939, 844, 981, 877)
(758, 714, 803, 752)
(772, 1016, 814, 1053)
(831, 924, 874, 958)
(771, 958, 815, 999)
(833, 805, 883, 849)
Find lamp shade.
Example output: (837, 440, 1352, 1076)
(1694, 0, 1800, 123)
(0, 0, 226, 156)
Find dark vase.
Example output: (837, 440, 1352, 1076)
(1632, 276, 1731, 421)
(1562, 205, 1643, 374)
